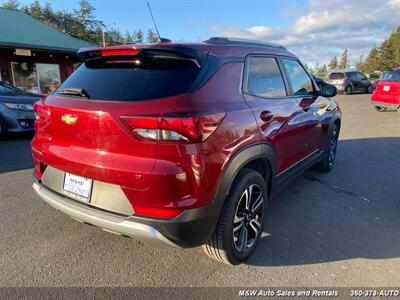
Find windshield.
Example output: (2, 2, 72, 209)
(381, 70, 400, 82)
(57, 57, 200, 101)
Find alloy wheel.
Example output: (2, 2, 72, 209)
(233, 184, 264, 253)
(329, 128, 338, 167)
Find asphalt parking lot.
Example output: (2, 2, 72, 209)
(0, 94, 399, 287)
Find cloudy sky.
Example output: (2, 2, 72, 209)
(18, 0, 400, 67)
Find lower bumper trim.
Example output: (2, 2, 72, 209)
(32, 182, 182, 248)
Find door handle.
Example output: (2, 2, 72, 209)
(260, 111, 273, 122)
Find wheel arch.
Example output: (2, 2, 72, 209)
(213, 143, 276, 209)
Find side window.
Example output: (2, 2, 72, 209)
(244, 56, 287, 98)
(282, 59, 314, 96)
(357, 72, 366, 80)
(348, 72, 356, 80)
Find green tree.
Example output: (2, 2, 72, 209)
(125, 31, 133, 44)
(338, 49, 349, 69)
(355, 55, 365, 71)
(134, 29, 144, 43)
(328, 56, 338, 70)
(364, 47, 379, 73)
(1, 0, 19, 9)
(146, 28, 159, 43)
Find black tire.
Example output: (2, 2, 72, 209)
(345, 86, 352, 95)
(366, 85, 373, 94)
(314, 123, 339, 172)
(203, 168, 267, 265)
(374, 106, 386, 112)
(0, 117, 7, 140)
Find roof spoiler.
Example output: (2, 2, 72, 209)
(77, 45, 208, 68)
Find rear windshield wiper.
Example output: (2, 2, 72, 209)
(57, 88, 90, 99)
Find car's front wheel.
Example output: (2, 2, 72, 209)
(345, 86, 352, 95)
(203, 168, 267, 265)
(366, 85, 373, 94)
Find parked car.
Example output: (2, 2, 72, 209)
(371, 68, 400, 112)
(328, 71, 373, 95)
(32, 37, 341, 265)
(0, 81, 42, 139)
(312, 75, 327, 87)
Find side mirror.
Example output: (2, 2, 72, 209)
(320, 83, 337, 98)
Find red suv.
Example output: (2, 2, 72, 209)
(32, 37, 341, 265)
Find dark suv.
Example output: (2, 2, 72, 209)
(32, 37, 341, 265)
(328, 71, 373, 95)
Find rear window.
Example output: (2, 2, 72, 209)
(382, 70, 400, 82)
(57, 58, 200, 101)
(329, 73, 345, 80)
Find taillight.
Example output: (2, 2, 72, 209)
(33, 98, 47, 120)
(121, 113, 225, 142)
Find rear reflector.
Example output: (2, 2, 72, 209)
(121, 113, 225, 142)
(133, 205, 183, 219)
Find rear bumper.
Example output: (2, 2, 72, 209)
(33, 179, 220, 248)
(371, 101, 399, 110)
(33, 182, 182, 248)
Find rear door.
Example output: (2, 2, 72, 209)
(242, 55, 306, 174)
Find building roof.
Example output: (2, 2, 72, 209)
(0, 8, 95, 53)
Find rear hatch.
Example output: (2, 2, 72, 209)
(32, 45, 208, 189)
(328, 72, 346, 85)
(376, 70, 400, 97)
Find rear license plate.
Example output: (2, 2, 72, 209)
(63, 173, 93, 202)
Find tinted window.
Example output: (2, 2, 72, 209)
(57, 58, 200, 101)
(356, 72, 367, 80)
(245, 57, 286, 97)
(382, 70, 400, 82)
(347, 72, 356, 80)
(329, 73, 345, 80)
(282, 59, 313, 96)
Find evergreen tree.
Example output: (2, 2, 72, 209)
(364, 47, 379, 73)
(338, 49, 349, 69)
(355, 55, 365, 71)
(134, 29, 144, 43)
(328, 56, 338, 70)
(146, 28, 159, 43)
(1, 0, 19, 9)
(125, 32, 133, 44)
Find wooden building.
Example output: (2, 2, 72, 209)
(0, 7, 94, 94)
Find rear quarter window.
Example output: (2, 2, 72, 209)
(56, 58, 200, 101)
(244, 56, 287, 98)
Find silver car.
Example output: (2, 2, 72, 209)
(0, 81, 42, 139)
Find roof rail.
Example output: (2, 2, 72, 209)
(203, 37, 287, 50)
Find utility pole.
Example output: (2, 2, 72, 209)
(347, 48, 350, 70)
(101, 22, 116, 47)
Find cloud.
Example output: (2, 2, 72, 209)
(208, 0, 399, 67)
